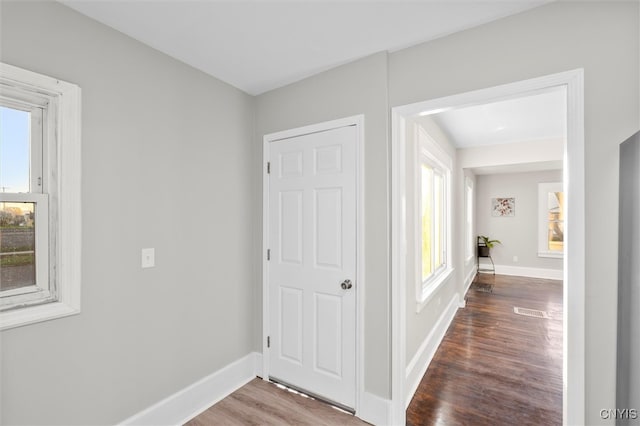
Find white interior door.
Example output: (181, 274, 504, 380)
(267, 124, 357, 409)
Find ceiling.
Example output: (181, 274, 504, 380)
(60, 0, 551, 96)
(60, 0, 563, 173)
(430, 87, 567, 149)
(417, 87, 567, 174)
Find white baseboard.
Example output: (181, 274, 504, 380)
(462, 265, 478, 305)
(404, 293, 459, 409)
(119, 352, 258, 426)
(120, 350, 393, 426)
(254, 352, 263, 378)
(358, 391, 393, 425)
(493, 264, 563, 280)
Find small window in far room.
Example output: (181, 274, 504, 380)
(538, 182, 564, 258)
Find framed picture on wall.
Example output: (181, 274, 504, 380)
(492, 197, 515, 217)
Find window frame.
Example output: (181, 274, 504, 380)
(415, 126, 453, 311)
(0, 62, 81, 330)
(1, 95, 51, 304)
(537, 182, 564, 259)
(464, 176, 474, 262)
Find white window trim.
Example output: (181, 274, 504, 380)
(464, 176, 474, 263)
(1, 62, 81, 330)
(537, 182, 564, 259)
(415, 126, 453, 312)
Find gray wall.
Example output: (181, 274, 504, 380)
(1, 1, 638, 424)
(1, 2, 255, 425)
(617, 131, 640, 423)
(254, 52, 390, 398)
(476, 170, 563, 270)
(388, 2, 639, 422)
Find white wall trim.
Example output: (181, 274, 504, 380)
(119, 353, 258, 426)
(462, 265, 478, 304)
(404, 293, 459, 409)
(390, 110, 408, 426)
(254, 352, 264, 379)
(358, 392, 393, 425)
(492, 264, 563, 281)
(119, 351, 390, 426)
(391, 69, 585, 426)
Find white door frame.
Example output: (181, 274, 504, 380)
(391, 70, 585, 425)
(262, 115, 365, 414)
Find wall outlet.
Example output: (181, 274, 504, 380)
(513, 255, 518, 262)
(141, 248, 155, 268)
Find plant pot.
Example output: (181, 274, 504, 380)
(478, 246, 491, 257)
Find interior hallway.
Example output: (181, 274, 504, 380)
(407, 274, 563, 425)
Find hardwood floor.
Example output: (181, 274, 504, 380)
(185, 378, 369, 426)
(407, 273, 563, 426)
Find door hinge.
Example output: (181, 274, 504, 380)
(267, 249, 271, 261)
(267, 336, 271, 348)
(267, 162, 271, 174)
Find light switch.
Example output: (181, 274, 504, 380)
(141, 248, 155, 268)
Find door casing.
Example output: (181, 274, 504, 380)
(262, 115, 365, 415)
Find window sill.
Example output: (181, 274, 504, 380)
(538, 251, 563, 259)
(1, 301, 80, 331)
(416, 267, 454, 313)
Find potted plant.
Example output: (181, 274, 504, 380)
(478, 235, 501, 257)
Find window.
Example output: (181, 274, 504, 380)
(416, 127, 452, 309)
(1, 102, 51, 309)
(0, 63, 81, 330)
(538, 182, 564, 258)
(421, 163, 445, 280)
(464, 177, 474, 261)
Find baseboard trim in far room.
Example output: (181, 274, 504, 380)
(492, 264, 563, 281)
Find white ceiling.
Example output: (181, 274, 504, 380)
(60, 0, 551, 96)
(429, 87, 567, 149)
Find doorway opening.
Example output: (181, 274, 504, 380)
(391, 70, 585, 425)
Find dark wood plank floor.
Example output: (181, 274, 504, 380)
(185, 378, 369, 425)
(407, 273, 563, 426)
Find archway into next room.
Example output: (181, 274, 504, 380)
(390, 70, 585, 425)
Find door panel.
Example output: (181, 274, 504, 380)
(315, 188, 342, 268)
(268, 125, 356, 409)
(280, 191, 303, 264)
(315, 292, 342, 377)
(279, 287, 303, 363)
